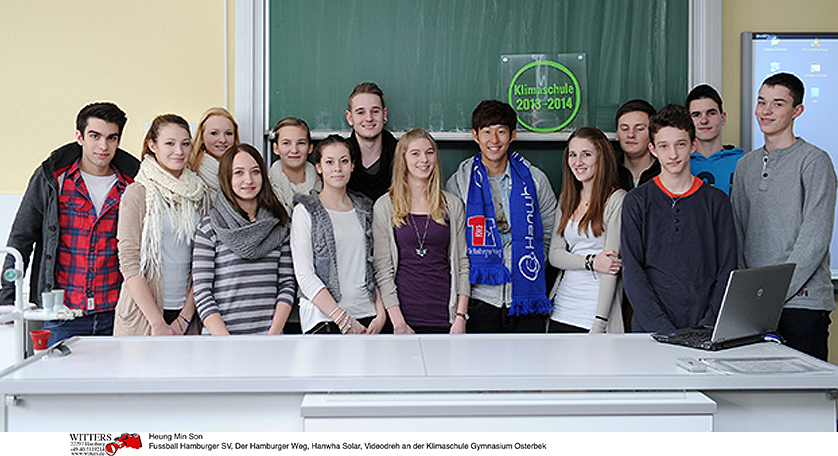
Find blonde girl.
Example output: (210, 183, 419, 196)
(188, 107, 240, 192)
(373, 129, 470, 334)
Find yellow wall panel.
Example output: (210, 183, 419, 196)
(0, 1, 228, 194)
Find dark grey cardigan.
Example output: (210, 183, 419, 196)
(293, 190, 377, 303)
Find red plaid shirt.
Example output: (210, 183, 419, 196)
(56, 161, 131, 314)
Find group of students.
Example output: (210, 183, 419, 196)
(2, 74, 835, 361)
(610, 73, 835, 362)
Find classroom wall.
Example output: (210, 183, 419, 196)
(721, 0, 838, 146)
(2, 0, 834, 192)
(2, 1, 838, 365)
(0, 1, 231, 196)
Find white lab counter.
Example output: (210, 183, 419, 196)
(0, 323, 16, 371)
(1, 334, 836, 432)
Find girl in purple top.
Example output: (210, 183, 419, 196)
(373, 129, 470, 334)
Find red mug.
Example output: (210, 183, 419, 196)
(30, 329, 51, 351)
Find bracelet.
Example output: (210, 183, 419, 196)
(338, 313, 354, 334)
(330, 308, 354, 334)
(334, 310, 347, 332)
(341, 318, 355, 334)
(595, 315, 608, 322)
(584, 254, 595, 271)
(332, 309, 346, 325)
(180, 316, 191, 328)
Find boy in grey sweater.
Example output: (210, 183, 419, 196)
(731, 72, 837, 361)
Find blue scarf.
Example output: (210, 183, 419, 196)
(465, 151, 552, 316)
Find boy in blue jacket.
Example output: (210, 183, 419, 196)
(686, 84, 743, 196)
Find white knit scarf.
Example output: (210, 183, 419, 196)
(135, 157, 206, 279)
(197, 153, 221, 193)
(269, 161, 322, 212)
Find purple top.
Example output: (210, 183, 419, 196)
(394, 214, 451, 328)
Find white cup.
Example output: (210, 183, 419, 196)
(41, 291, 55, 314)
(52, 289, 65, 311)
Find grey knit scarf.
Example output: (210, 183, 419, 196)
(209, 192, 288, 259)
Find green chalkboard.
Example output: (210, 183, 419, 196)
(268, 0, 689, 133)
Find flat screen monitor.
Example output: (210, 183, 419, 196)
(741, 32, 838, 278)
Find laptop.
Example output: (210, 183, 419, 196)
(652, 263, 795, 351)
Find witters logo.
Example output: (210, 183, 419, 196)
(69, 433, 112, 455)
(105, 434, 142, 456)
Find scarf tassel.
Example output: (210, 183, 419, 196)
(469, 266, 512, 286)
(508, 296, 553, 316)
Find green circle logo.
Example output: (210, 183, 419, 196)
(507, 60, 582, 133)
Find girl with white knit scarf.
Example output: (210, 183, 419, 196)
(187, 107, 240, 194)
(268, 117, 322, 214)
(114, 114, 207, 336)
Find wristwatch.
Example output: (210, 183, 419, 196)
(456, 311, 469, 321)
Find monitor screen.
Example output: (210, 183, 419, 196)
(742, 32, 838, 278)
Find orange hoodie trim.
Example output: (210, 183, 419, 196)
(653, 175, 702, 198)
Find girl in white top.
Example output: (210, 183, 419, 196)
(290, 135, 386, 334)
(114, 114, 206, 336)
(188, 107, 240, 193)
(268, 117, 322, 213)
(549, 126, 626, 333)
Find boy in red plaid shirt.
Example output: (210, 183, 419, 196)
(2, 102, 140, 344)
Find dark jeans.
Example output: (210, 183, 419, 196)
(466, 298, 548, 333)
(306, 315, 394, 334)
(283, 322, 303, 334)
(42, 310, 114, 345)
(412, 325, 450, 334)
(163, 309, 181, 325)
(548, 320, 588, 333)
(284, 303, 303, 334)
(777, 308, 831, 361)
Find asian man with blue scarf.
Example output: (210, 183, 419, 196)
(446, 100, 557, 332)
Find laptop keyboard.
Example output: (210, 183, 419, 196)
(653, 327, 714, 349)
(676, 328, 713, 348)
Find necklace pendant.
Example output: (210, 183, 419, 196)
(415, 248, 428, 258)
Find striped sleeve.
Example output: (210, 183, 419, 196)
(275, 233, 296, 308)
(192, 216, 220, 322)
(210, 235, 292, 334)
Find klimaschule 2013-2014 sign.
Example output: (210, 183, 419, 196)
(506, 58, 583, 133)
